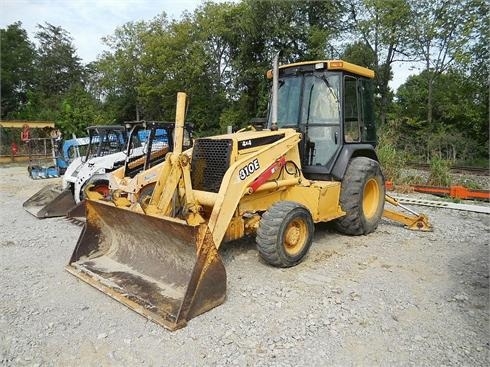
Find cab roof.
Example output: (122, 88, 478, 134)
(268, 60, 375, 79)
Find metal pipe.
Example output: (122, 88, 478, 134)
(247, 178, 300, 194)
(174, 92, 186, 155)
(271, 52, 279, 127)
(194, 190, 218, 207)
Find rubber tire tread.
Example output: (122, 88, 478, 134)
(256, 201, 314, 268)
(334, 157, 385, 235)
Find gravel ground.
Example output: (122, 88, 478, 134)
(1, 164, 489, 366)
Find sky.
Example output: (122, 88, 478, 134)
(0, 0, 207, 61)
(1, 0, 418, 90)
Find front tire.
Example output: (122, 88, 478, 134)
(80, 176, 110, 201)
(137, 183, 155, 205)
(256, 201, 314, 267)
(334, 157, 385, 235)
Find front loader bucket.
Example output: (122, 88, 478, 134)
(66, 200, 86, 225)
(23, 184, 76, 218)
(66, 200, 227, 331)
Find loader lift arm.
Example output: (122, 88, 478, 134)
(194, 131, 304, 249)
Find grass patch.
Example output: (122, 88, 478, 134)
(428, 157, 452, 186)
(377, 143, 406, 183)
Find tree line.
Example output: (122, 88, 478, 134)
(1, 0, 487, 163)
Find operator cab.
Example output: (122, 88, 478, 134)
(84, 125, 129, 161)
(268, 60, 377, 180)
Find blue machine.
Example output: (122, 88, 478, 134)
(27, 125, 172, 179)
(28, 137, 91, 179)
(137, 128, 169, 145)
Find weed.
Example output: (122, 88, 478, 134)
(376, 142, 406, 183)
(428, 157, 452, 186)
(401, 174, 426, 185)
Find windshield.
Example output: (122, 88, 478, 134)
(276, 77, 302, 127)
(270, 72, 342, 167)
(302, 75, 340, 125)
(273, 73, 341, 128)
(85, 129, 127, 159)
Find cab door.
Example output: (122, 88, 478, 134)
(300, 73, 341, 176)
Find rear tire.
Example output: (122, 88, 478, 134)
(334, 157, 385, 235)
(256, 201, 314, 267)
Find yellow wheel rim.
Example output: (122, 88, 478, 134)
(363, 178, 380, 219)
(284, 218, 308, 256)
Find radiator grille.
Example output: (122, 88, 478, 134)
(191, 138, 232, 193)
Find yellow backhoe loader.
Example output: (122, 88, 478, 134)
(67, 59, 430, 331)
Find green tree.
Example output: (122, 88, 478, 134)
(193, 2, 235, 93)
(35, 22, 84, 104)
(57, 86, 106, 137)
(408, 0, 480, 124)
(395, 69, 487, 161)
(223, 0, 346, 125)
(462, 0, 488, 156)
(96, 18, 163, 122)
(128, 14, 210, 129)
(92, 1, 350, 133)
(0, 22, 36, 118)
(347, 0, 412, 125)
(342, 41, 376, 69)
